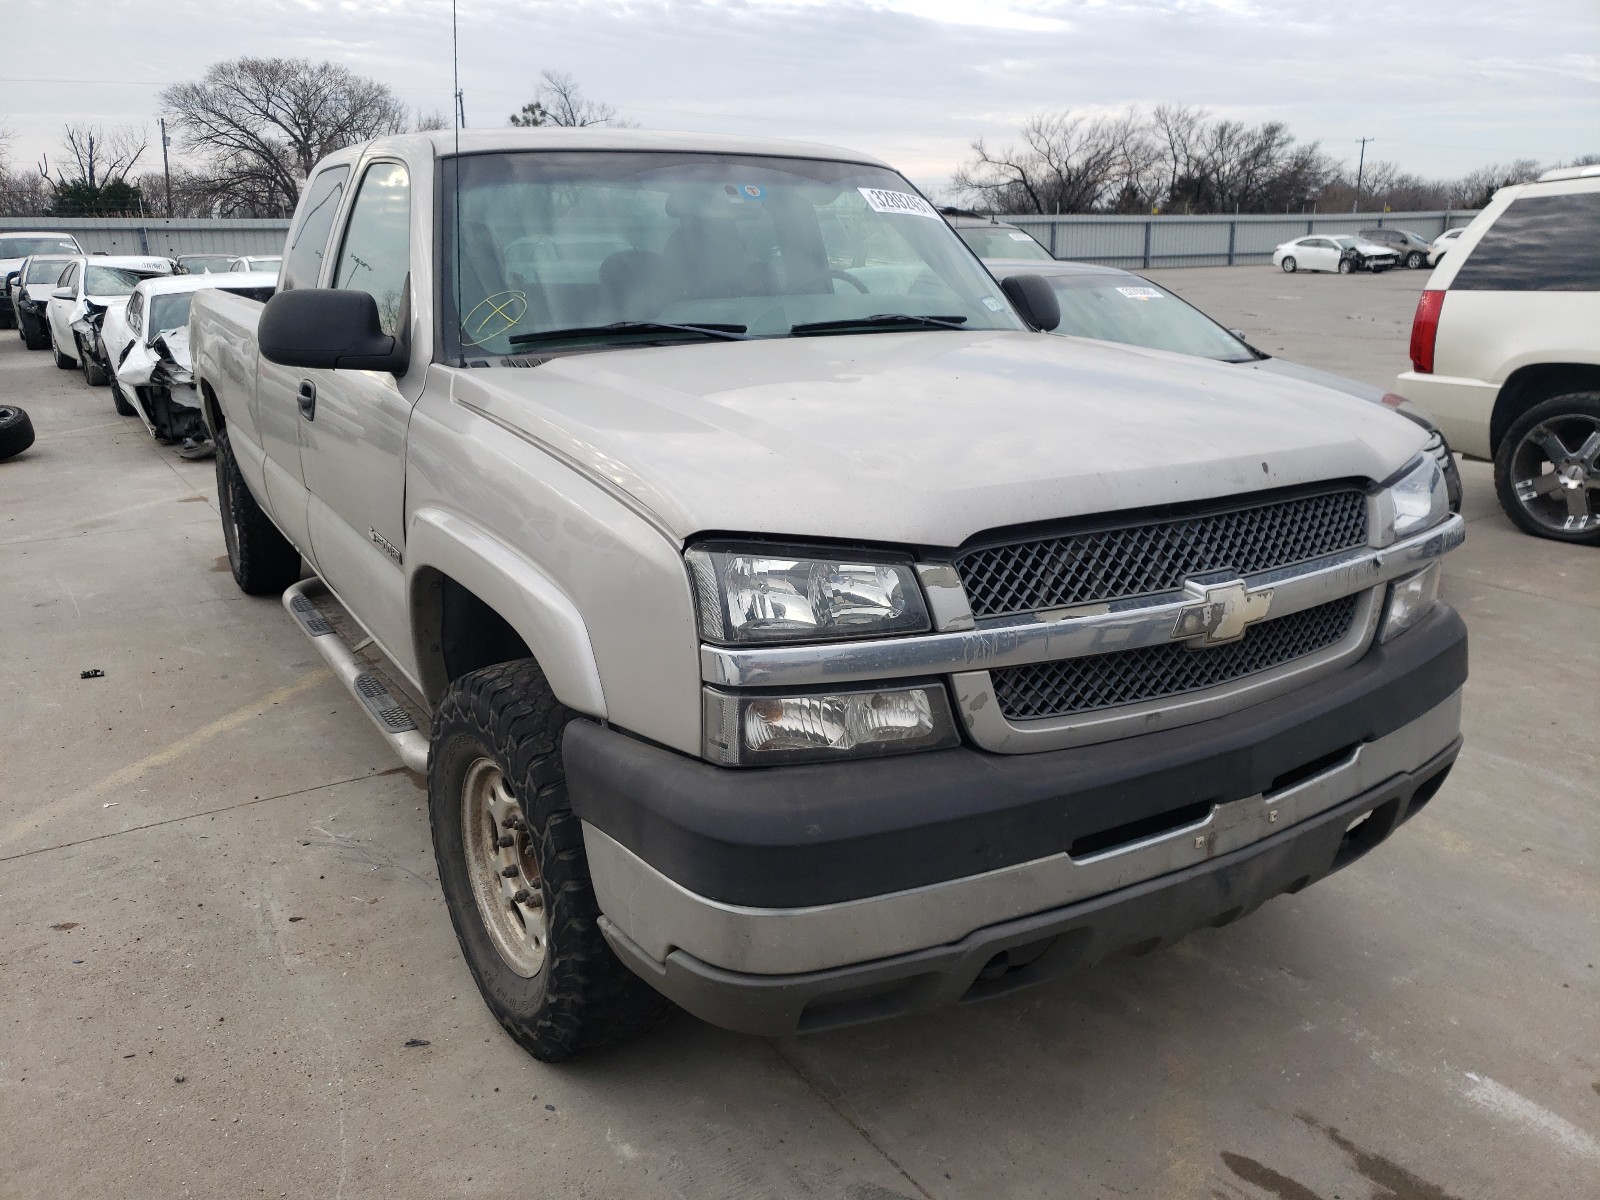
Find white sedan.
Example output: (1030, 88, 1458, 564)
(1273, 235, 1398, 274)
(44, 256, 173, 386)
(101, 272, 277, 454)
(229, 254, 282, 274)
(1428, 227, 1464, 266)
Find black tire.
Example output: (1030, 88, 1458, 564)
(1281, 256, 1296, 273)
(429, 659, 669, 1062)
(20, 312, 49, 351)
(0, 309, 13, 331)
(0, 405, 35, 462)
(110, 377, 137, 416)
(214, 426, 303, 594)
(1337, 258, 1354, 275)
(1407, 251, 1426, 269)
(1493, 392, 1600, 545)
(51, 331, 75, 369)
(79, 337, 109, 387)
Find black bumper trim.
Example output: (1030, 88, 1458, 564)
(564, 604, 1466, 909)
(600, 744, 1459, 1037)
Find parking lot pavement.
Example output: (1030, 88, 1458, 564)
(2, 279, 1596, 1200)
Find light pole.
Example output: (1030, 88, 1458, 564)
(159, 117, 173, 217)
(1353, 137, 1372, 213)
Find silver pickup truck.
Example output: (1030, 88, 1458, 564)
(190, 128, 1467, 1061)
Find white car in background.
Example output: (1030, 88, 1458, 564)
(1427, 227, 1465, 266)
(229, 254, 282, 274)
(10, 254, 79, 350)
(44, 255, 174, 386)
(176, 253, 242, 275)
(1273, 235, 1398, 274)
(1395, 165, 1600, 544)
(100, 271, 277, 455)
(0, 230, 83, 328)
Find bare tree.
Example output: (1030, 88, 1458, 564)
(1150, 103, 1205, 211)
(508, 70, 631, 128)
(414, 109, 450, 133)
(42, 124, 148, 190)
(161, 58, 409, 212)
(953, 110, 1156, 214)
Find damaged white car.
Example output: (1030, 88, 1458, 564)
(45, 256, 174, 389)
(102, 272, 277, 456)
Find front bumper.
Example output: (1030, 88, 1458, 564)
(566, 606, 1467, 1034)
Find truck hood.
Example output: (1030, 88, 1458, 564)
(446, 330, 1428, 548)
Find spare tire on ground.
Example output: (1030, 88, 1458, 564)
(0, 405, 37, 461)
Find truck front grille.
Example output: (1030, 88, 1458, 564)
(990, 594, 1361, 721)
(955, 488, 1368, 620)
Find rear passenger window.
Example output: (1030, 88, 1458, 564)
(281, 165, 351, 292)
(1452, 193, 1600, 291)
(333, 161, 411, 336)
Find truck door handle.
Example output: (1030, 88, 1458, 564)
(297, 380, 317, 420)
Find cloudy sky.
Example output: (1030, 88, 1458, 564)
(4, 0, 1596, 196)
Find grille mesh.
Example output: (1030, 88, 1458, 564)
(956, 490, 1368, 619)
(991, 594, 1361, 721)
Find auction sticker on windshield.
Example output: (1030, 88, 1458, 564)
(1116, 286, 1164, 301)
(858, 188, 939, 219)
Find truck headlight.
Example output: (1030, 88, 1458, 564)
(1379, 563, 1441, 642)
(1388, 455, 1448, 539)
(703, 682, 959, 765)
(686, 546, 930, 644)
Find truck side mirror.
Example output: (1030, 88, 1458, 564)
(259, 288, 409, 374)
(999, 274, 1061, 332)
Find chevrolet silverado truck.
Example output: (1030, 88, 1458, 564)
(190, 129, 1467, 1061)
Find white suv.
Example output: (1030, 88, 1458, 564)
(1395, 166, 1600, 543)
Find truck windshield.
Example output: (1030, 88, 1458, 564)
(444, 151, 1022, 357)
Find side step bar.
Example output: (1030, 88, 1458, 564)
(283, 577, 430, 774)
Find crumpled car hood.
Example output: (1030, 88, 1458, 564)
(445, 329, 1429, 548)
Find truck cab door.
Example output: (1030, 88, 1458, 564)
(255, 163, 354, 562)
(295, 158, 421, 676)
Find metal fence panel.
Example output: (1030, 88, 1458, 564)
(0, 216, 292, 258)
(1000, 210, 1478, 268)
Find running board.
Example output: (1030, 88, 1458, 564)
(283, 577, 430, 774)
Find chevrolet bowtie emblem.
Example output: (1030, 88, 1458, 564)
(1171, 579, 1275, 645)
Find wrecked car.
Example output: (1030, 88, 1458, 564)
(102, 272, 277, 455)
(44, 255, 173, 389)
(10, 254, 79, 351)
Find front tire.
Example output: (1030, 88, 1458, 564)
(214, 426, 303, 594)
(110, 377, 137, 416)
(51, 332, 75, 369)
(20, 313, 49, 351)
(429, 659, 669, 1062)
(1406, 251, 1426, 269)
(1337, 258, 1354, 275)
(79, 337, 108, 387)
(1281, 256, 1296, 273)
(1493, 393, 1600, 545)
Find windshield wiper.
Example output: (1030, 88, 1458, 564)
(508, 320, 748, 346)
(789, 313, 969, 335)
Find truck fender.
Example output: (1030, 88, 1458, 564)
(407, 506, 607, 717)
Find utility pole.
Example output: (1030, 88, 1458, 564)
(159, 117, 173, 217)
(1353, 137, 1372, 213)
(456, 89, 467, 130)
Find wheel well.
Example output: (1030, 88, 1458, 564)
(1491, 364, 1600, 454)
(416, 571, 533, 698)
(200, 380, 224, 435)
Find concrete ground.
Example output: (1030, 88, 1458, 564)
(1, 268, 1596, 1200)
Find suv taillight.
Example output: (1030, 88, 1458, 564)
(1409, 289, 1445, 374)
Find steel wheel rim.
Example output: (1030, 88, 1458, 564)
(460, 757, 547, 977)
(1510, 414, 1600, 533)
